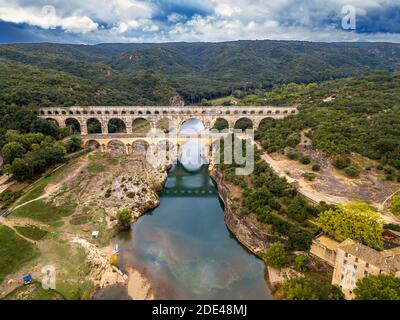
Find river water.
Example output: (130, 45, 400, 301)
(114, 162, 272, 300)
(95, 120, 272, 300)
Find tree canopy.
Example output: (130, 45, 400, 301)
(317, 202, 384, 250)
(354, 275, 400, 300)
(282, 277, 344, 300)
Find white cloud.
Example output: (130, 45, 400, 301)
(0, 0, 400, 42)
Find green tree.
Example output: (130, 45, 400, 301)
(116, 208, 132, 230)
(294, 255, 309, 272)
(390, 195, 400, 216)
(265, 242, 287, 268)
(354, 275, 400, 300)
(282, 277, 344, 300)
(10, 158, 32, 181)
(317, 202, 384, 250)
(64, 137, 82, 153)
(287, 196, 310, 222)
(1, 142, 26, 164)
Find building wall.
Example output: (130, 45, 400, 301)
(332, 248, 382, 299)
(310, 240, 337, 267)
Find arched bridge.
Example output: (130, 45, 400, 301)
(37, 105, 298, 135)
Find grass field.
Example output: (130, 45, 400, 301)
(4, 282, 65, 300)
(12, 200, 76, 223)
(0, 225, 39, 284)
(12, 157, 83, 207)
(15, 225, 49, 241)
(69, 215, 91, 225)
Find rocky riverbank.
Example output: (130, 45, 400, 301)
(210, 167, 284, 256)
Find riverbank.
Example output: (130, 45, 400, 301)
(0, 152, 169, 300)
(210, 167, 284, 256)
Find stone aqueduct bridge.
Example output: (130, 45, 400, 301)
(38, 105, 298, 153)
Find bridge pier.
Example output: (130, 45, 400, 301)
(81, 123, 88, 135)
(101, 122, 109, 135)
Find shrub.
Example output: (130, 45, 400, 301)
(312, 164, 321, 172)
(287, 151, 301, 161)
(390, 195, 400, 216)
(116, 208, 132, 230)
(333, 156, 351, 170)
(302, 172, 317, 181)
(265, 242, 287, 268)
(344, 165, 361, 178)
(127, 192, 136, 199)
(300, 156, 311, 165)
(105, 189, 112, 198)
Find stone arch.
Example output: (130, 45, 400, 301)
(132, 118, 151, 134)
(87, 118, 102, 134)
(234, 117, 253, 130)
(46, 118, 59, 127)
(180, 118, 205, 134)
(212, 118, 229, 131)
(108, 118, 127, 134)
(132, 140, 150, 157)
(156, 118, 175, 134)
(107, 140, 126, 156)
(85, 140, 101, 150)
(65, 118, 81, 134)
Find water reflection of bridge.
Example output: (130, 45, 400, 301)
(163, 165, 217, 198)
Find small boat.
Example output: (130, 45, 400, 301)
(112, 244, 119, 255)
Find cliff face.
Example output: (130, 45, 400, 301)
(210, 167, 284, 256)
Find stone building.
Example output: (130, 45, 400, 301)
(311, 236, 400, 299)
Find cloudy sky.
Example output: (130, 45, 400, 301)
(0, 0, 400, 43)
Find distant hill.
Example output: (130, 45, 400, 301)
(1, 40, 400, 106)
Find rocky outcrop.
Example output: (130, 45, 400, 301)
(210, 167, 284, 256)
(52, 155, 169, 223)
(72, 238, 127, 288)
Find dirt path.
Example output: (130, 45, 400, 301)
(260, 151, 348, 205)
(0, 217, 35, 244)
(255, 142, 399, 224)
(0, 175, 15, 194)
(11, 156, 89, 212)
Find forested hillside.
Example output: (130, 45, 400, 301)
(1, 41, 400, 105)
(255, 71, 400, 176)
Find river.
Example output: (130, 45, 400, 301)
(95, 120, 272, 300)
